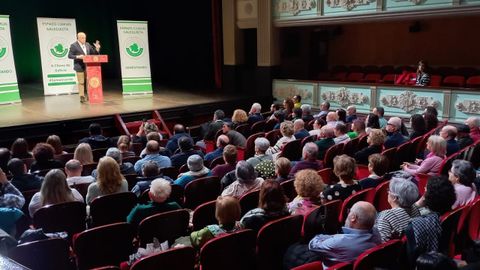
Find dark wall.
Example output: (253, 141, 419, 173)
(1, 0, 214, 88)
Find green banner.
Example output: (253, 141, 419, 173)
(0, 15, 21, 104)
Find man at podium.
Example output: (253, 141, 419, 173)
(68, 32, 101, 103)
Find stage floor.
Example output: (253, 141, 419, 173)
(0, 82, 237, 128)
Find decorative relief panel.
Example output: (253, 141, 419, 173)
(326, 0, 375, 11)
(273, 0, 319, 18)
(321, 87, 369, 107)
(385, 0, 452, 11)
(380, 90, 440, 113)
(273, 80, 315, 105)
(456, 100, 480, 114)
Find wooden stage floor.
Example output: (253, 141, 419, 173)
(0, 82, 238, 128)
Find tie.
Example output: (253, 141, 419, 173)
(81, 44, 87, 55)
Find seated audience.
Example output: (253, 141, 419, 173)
(0, 168, 25, 209)
(222, 122, 246, 148)
(449, 160, 477, 208)
(248, 102, 264, 125)
(465, 116, 480, 142)
(201, 109, 225, 141)
(211, 145, 237, 180)
(165, 124, 192, 154)
(416, 251, 458, 270)
(132, 121, 160, 147)
(402, 135, 445, 176)
(246, 137, 272, 168)
(174, 154, 211, 188)
(92, 147, 135, 177)
(74, 143, 94, 165)
(385, 117, 407, 149)
(231, 109, 248, 129)
(46, 135, 67, 155)
(8, 158, 43, 192)
(336, 109, 347, 123)
(289, 143, 321, 177)
(240, 180, 289, 232)
(293, 95, 302, 109)
(365, 113, 380, 134)
(346, 105, 357, 123)
(373, 107, 387, 129)
(309, 118, 325, 138)
(139, 131, 171, 158)
(204, 135, 229, 162)
(274, 157, 291, 183)
(326, 112, 339, 128)
(0, 148, 11, 172)
(457, 124, 474, 149)
(30, 143, 63, 173)
(134, 140, 172, 175)
(65, 159, 94, 186)
(78, 123, 112, 149)
(117, 135, 135, 158)
(347, 119, 366, 139)
(322, 155, 361, 202)
(130, 161, 163, 197)
(439, 125, 460, 156)
(266, 121, 295, 156)
(288, 169, 324, 215)
(127, 178, 181, 227)
(423, 106, 439, 132)
(301, 104, 314, 123)
(86, 156, 128, 204)
(28, 169, 83, 217)
(314, 126, 335, 160)
(282, 98, 294, 120)
(415, 60, 431, 86)
(10, 138, 32, 159)
(359, 154, 389, 189)
(409, 114, 427, 140)
(375, 178, 420, 242)
(293, 119, 309, 140)
(313, 101, 330, 119)
(354, 129, 385, 165)
(333, 123, 350, 144)
(221, 161, 263, 198)
(292, 108, 303, 121)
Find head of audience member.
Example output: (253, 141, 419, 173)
(449, 160, 476, 188)
(222, 121, 233, 134)
(319, 126, 335, 139)
(142, 160, 160, 178)
(40, 169, 75, 206)
(280, 121, 295, 138)
(417, 60, 429, 74)
(351, 119, 366, 136)
(387, 177, 419, 209)
(213, 109, 225, 121)
(275, 157, 291, 180)
(178, 136, 194, 152)
(313, 118, 325, 131)
(416, 251, 457, 270)
(411, 114, 427, 134)
(270, 103, 280, 113)
(293, 119, 305, 133)
(367, 129, 386, 146)
(105, 147, 123, 165)
(345, 201, 377, 230)
(11, 138, 30, 159)
(215, 196, 241, 228)
(366, 113, 380, 129)
(232, 109, 248, 124)
(0, 148, 11, 172)
(294, 169, 324, 201)
(424, 175, 456, 215)
(373, 107, 385, 118)
(97, 156, 123, 194)
(427, 135, 447, 158)
(146, 131, 162, 142)
(88, 123, 102, 136)
(301, 104, 311, 117)
(74, 143, 94, 165)
(326, 112, 338, 123)
(144, 123, 160, 137)
(424, 106, 438, 117)
(293, 95, 302, 104)
(254, 137, 270, 156)
(386, 117, 402, 134)
(347, 105, 357, 116)
(465, 116, 480, 131)
(336, 109, 347, 123)
(7, 158, 26, 176)
(223, 145, 237, 165)
(235, 161, 257, 185)
(259, 179, 287, 213)
(456, 124, 471, 140)
(273, 110, 285, 123)
(333, 154, 356, 183)
(367, 154, 389, 177)
(250, 103, 262, 115)
(117, 135, 132, 153)
(187, 154, 205, 173)
(46, 135, 64, 155)
(302, 143, 318, 162)
(148, 178, 172, 204)
(33, 143, 56, 164)
(283, 98, 294, 113)
(320, 101, 330, 112)
(440, 125, 457, 141)
(216, 135, 230, 148)
(293, 108, 303, 119)
(423, 107, 439, 131)
(64, 159, 83, 178)
(334, 122, 348, 137)
(173, 124, 186, 134)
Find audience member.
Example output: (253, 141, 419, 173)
(415, 60, 431, 86)
(248, 103, 264, 125)
(333, 122, 350, 144)
(0, 168, 25, 209)
(8, 158, 43, 191)
(92, 147, 136, 177)
(309, 118, 325, 137)
(373, 107, 387, 129)
(246, 137, 272, 168)
(73, 143, 94, 165)
(354, 129, 385, 165)
(293, 95, 302, 109)
(222, 122, 246, 148)
(326, 112, 339, 128)
(86, 156, 128, 204)
(402, 135, 445, 176)
(449, 160, 477, 208)
(266, 121, 295, 157)
(416, 251, 457, 270)
(336, 108, 347, 123)
(457, 124, 474, 149)
(0, 148, 11, 172)
(292, 108, 303, 121)
(314, 126, 335, 160)
(359, 153, 389, 189)
(46, 135, 67, 155)
(131, 161, 164, 197)
(171, 136, 205, 168)
(30, 143, 63, 172)
(132, 121, 160, 146)
(174, 154, 211, 188)
(139, 131, 171, 158)
(10, 138, 32, 159)
(347, 119, 366, 139)
(288, 169, 324, 215)
(204, 135, 229, 162)
(211, 145, 237, 180)
(165, 124, 192, 154)
(424, 106, 439, 132)
(410, 114, 427, 140)
(289, 143, 321, 177)
(78, 123, 112, 149)
(231, 109, 248, 129)
(202, 109, 225, 141)
(221, 161, 263, 198)
(65, 159, 94, 186)
(134, 141, 171, 175)
(439, 125, 460, 156)
(274, 157, 291, 183)
(313, 101, 330, 119)
(293, 119, 309, 140)
(346, 105, 357, 123)
(465, 116, 480, 142)
(365, 113, 380, 134)
(322, 155, 361, 202)
(283, 98, 295, 120)
(301, 104, 314, 123)
(117, 135, 135, 158)
(385, 117, 407, 149)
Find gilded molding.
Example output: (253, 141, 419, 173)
(321, 87, 369, 107)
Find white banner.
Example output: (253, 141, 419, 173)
(117, 20, 153, 95)
(37, 17, 77, 95)
(0, 15, 21, 104)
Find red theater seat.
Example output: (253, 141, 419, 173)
(442, 75, 465, 87)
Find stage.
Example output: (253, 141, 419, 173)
(0, 81, 240, 129)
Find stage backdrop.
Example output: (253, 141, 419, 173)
(37, 17, 78, 95)
(117, 20, 153, 95)
(0, 15, 21, 104)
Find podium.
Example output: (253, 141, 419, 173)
(83, 55, 108, 104)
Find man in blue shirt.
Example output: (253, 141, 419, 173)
(248, 103, 264, 125)
(204, 135, 229, 162)
(134, 140, 171, 175)
(165, 124, 192, 154)
(439, 125, 460, 156)
(384, 117, 407, 149)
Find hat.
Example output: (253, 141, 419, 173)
(457, 124, 470, 133)
(187, 154, 204, 172)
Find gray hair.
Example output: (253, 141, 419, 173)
(301, 104, 311, 114)
(294, 119, 305, 129)
(347, 105, 356, 113)
(388, 117, 402, 130)
(214, 109, 225, 120)
(65, 159, 82, 171)
(389, 178, 419, 208)
(235, 161, 257, 184)
(451, 160, 476, 187)
(350, 201, 376, 229)
(187, 154, 204, 172)
(150, 178, 172, 202)
(251, 103, 262, 113)
(106, 147, 121, 163)
(254, 137, 270, 152)
(466, 117, 480, 128)
(320, 126, 335, 138)
(303, 143, 318, 160)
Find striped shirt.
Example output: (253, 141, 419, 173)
(375, 206, 420, 243)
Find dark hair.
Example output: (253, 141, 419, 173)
(352, 119, 366, 131)
(424, 176, 456, 215)
(425, 106, 438, 117)
(32, 143, 55, 163)
(322, 101, 330, 110)
(293, 108, 303, 118)
(142, 161, 159, 177)
(0, 148, 11, 172)
(271, 104, 280, 111)
(336, 109, 347, 123)
(424, 112, 439, 132)
(315, 118, 326, 127)
(416, 251, 457, 270)
(417, 60, 430, 74)
(214, 109, 225, 120)
(451, 160, 476, 187)
(368, 154, 389, 176)
(178, 136, 193, 152)
(375, 107, 385, 117)
(335, 123, 348, 134)
(11, 138, 30, 159)
(259, 179, 287, 213)
(88, 123, 102, 135)
(7, 158, 25, 176)
(284, 99, 294, 113)
(411, 114, 427, 135)
(367, 113, 380, 129)
(273, 110, 285, 123)
(294, 95, 302, 102)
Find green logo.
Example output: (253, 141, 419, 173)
(126, 43, 143, 57)
(0, 47, 6, 60)
(50, 43, 68, 58)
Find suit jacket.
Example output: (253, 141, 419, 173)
(68, 41, 99, 72)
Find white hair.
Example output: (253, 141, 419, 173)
(301, 104, 311, 114)
(150, 178, 172, 202)
(251, 103, 262, 113)
(303, 143, 318, 160)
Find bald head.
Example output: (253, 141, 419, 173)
(326, 112, 338, 122)
(440, 125, 457, 140)
(217, 134, 230, 148)
(320, 126, 335, 138)
(346, 201, 377, 230)
(146, 140, 160, 154)
(173, 124, 185, 134)
(65, 159, 83, 177)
